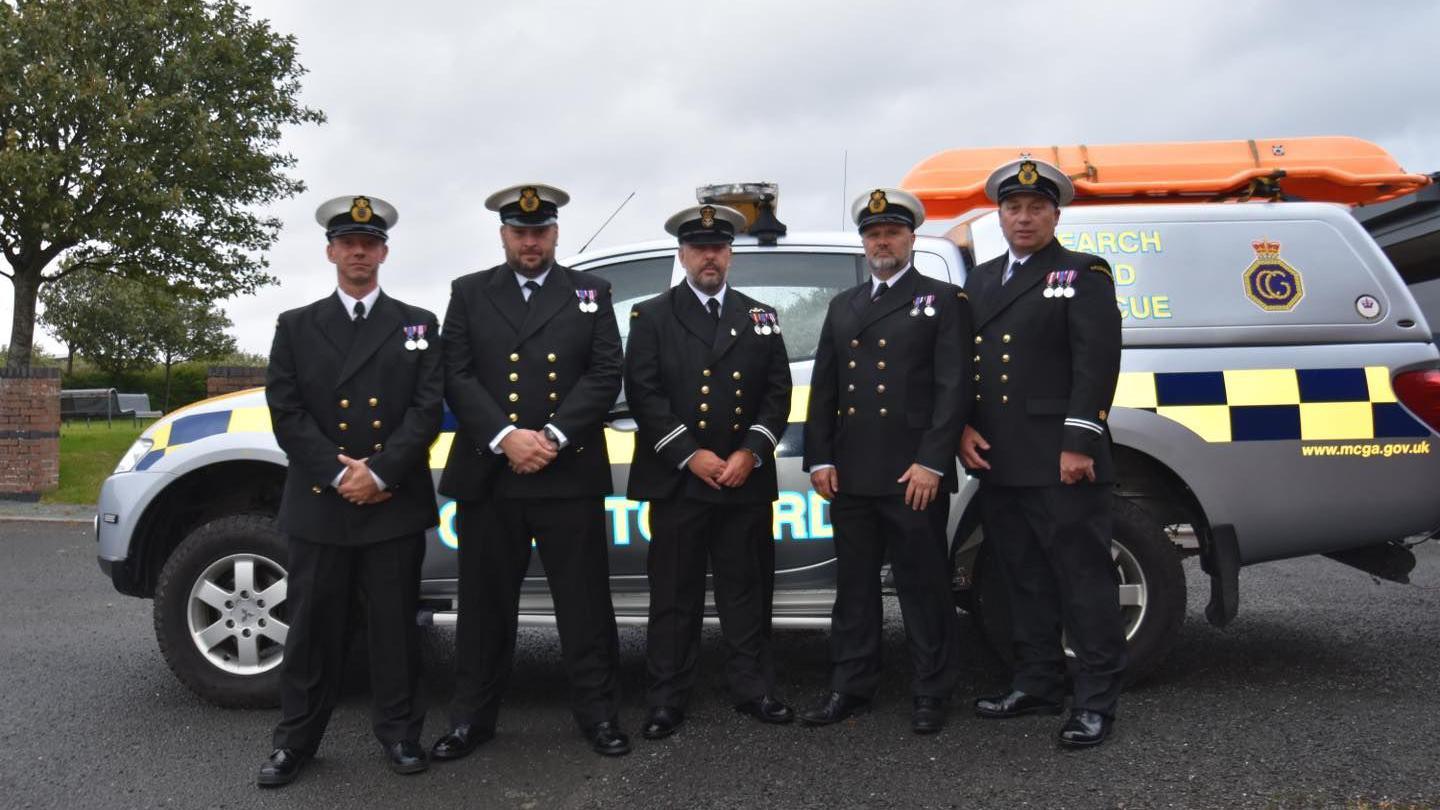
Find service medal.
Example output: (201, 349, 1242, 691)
(416, 339, 429, 350)
(404, 339, 417, 351)
(762, 324, 772, 335)
(923, 295, 936, 317)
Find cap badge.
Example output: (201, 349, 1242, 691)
(868, 189, 888, 214)
(1017, 161, 1038, 186)
(699, 206, 716, 228)
(518, 187, 541, 213)
(350, 196, 373, 223)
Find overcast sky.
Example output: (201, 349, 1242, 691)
(5, 0, 1440, 355)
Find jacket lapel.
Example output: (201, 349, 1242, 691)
(976, 239, 1062, 328)
(338, 291, 401, 385)
(708, 288, 750, 362)
(314, 294, 353, 356)
(855, 267, 920, 333)
(516, 265, 575, 345)
(672, 284, 716, 346)
(484, 267, 526, 334)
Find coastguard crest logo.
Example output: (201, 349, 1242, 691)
(868, 189, 888, 214)
(518, 186, 541, 213)
(350, 196, 373, 223)
(1243, 240, 1304, 312)
(699, 205, 716, 228)
(1017, 161, 1039, 186)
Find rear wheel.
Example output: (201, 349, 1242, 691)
(966, 495, 1186, 684)
(153, 514, 289, 707)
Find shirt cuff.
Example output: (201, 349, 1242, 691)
(544, 423, 569, 450)
(810, 463, 836, 472)
(331, 465, 387, 491)
(678, 451, 697, 470)
(918, 463, 943, 477)
(369, 468, 387, 491)
(330, 468, 345, 488)
(489, 425, 518, 454)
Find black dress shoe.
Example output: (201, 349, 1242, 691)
(642, 707, 685, 740)
(798, 691, 871, 726)
(430, 724, 493, 761)
(256, 748, 309, 787)
(585, 720, 632, 756)
(911, 696, 946, 734)
(1058, 710, 1113, 748)
(735, 695, 795, 725)
(974, 690, 1064, 719)
(383, 740, 429, 775)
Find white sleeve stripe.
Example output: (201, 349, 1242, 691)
(1065, 419, 1105, 435)
(749, 425, 778, 447)
(654, 424, 687, 452)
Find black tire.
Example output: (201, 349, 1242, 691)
(967, 495, 1186, 685)
(153, 514, 288, 708)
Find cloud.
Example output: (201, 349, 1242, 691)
(6, 0, 1439, 356)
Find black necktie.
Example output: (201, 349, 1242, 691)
(352, 300, 366, 320)
(1003, 260, 1022, 285)
(523, 279, 540, 304)
(706, 298, 721, 321)
(871, 283, 887, 303)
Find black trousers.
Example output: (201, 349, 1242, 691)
(646, 498, 776, 709)
(828, 493, 960, 699)
(273, 532, 426, 753)
(449, 497, 621, 731)
(980, 482, 1127, 716)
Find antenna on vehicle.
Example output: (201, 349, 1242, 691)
(841, 149, 849, 229)
(578, 191, 636, 254)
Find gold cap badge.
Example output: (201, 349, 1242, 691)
(518, 186, 541, 213)
(350, 196, 373, 222)
(699, 206, 716, 227)
(868, 189, 888, 214)
(1017, 161, 1038, 186)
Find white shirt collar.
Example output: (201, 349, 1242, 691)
(335, 287, 381, 320)
(870, 263, 912, 294)
(1006, 250, 1033, 267)
(686, 279, 727, 311)
(514, 265, 553, 292)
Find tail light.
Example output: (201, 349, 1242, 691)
(1393, 369, 1440, 434)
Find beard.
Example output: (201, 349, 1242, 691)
(866, 254, 902, 275)
(505, 246, 553, 277)
(689, 262, 725, 294)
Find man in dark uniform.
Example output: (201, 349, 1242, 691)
(624, 204, 795, 740)
(430, 183, 630, 758)
(800, 188, 971, 734)
(961, 158, 1127, 748)
(258, 195, 443, 786)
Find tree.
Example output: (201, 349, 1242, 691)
(0, 0, 324, 368)
(150, 290, 236, 409)
(39, 271, 237, 406)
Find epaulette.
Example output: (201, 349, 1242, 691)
(955, 290, 969, 301)
(1089, 262, 1113, 280)
(630, 308, 640, 318)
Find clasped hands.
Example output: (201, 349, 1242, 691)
(336, 454, 390, 505)
(809, 464, 940, 511)
(502, 428, 559, 475)
(686, 448, 756, 491)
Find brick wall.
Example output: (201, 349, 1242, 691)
(0, 367, 61, 501)
(207, 366, 266, 398)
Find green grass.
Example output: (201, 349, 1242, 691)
(43, 420, 155, 505)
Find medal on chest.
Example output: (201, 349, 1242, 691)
(910, 294, 936, 317)
(749, 308, 780, 335)
(575, 288, 598, 313)
(402, 324, 429, 351)
(1043, 270, 1077, 299)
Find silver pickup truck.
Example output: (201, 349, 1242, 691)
(96, 196, 1440, 707)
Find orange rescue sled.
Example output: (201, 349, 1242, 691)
(901, 136, 1432, 220)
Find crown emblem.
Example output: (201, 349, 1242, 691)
(1017, 161, 1038, 186)
(868, 189, 888, 214)
(1251, 240, 1281, 259)
(350, 196, 372, 223)
(518, 187, 541, 213)
(699, 206, 716, 227)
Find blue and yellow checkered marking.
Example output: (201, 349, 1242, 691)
(1115, 366, 1430, 443)
(135, 406, 273, 471)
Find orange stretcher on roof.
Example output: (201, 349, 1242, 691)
(900, 136, 1433, 220)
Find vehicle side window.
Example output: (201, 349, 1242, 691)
(727, 252, 863, 362)
(583, 256, 676, 347)
(913, 250, 958, 284)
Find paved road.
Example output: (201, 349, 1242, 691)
(1, 519, 1437, 809)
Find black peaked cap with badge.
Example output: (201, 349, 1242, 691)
(315, 195, 400, 241)
(267, 195, 444, 545)
(439, 182, 624, 501)
(625, 204, 792, 503)
(802, 188, 971, 495)
(964, 158, 1121, 484)
(485, 183, 570, 228)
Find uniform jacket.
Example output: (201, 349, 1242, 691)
(803, 267, 971, 496)
(624, 284, 792, 504)
(266, 291, 444, 545)
(964, 238, 1122, 486)
(438, 263, 622, 500)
